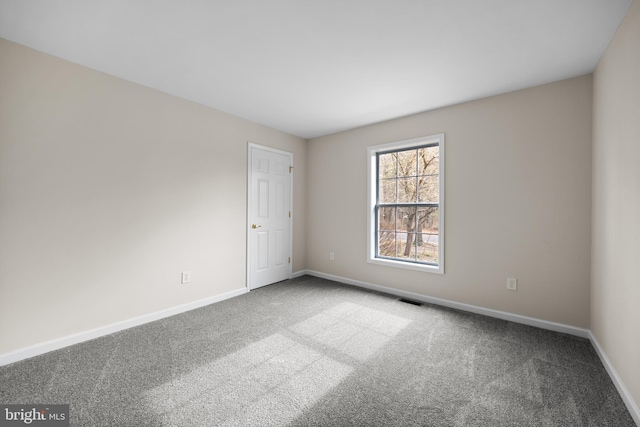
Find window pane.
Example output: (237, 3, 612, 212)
(417, 176, 439, 203)
(397, 150, 417, 177)
(378, 207, 395, 231)
(396, 233, 417, 260)
(379, 178, 396, 203)
(397, 177, 416, 203)
(379, 153, 396, 179)
(417, 232, 439, 263)
(418, 146, 439, 175)
(417, 207, 438, 232)
(396, 206, 416, 232)
(378, 231, 396, 257)
(417, 207, 438, 263)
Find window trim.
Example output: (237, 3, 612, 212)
(367, 134, 445, 274)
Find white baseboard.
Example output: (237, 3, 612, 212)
(0, 287, 248, 367)
(291, 270, 308, 279)
(300, 269, 590, 338)
(589, 332, 640, 425)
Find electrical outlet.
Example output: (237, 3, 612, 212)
(329, 252, 335, 261)
(506, 277, 517, 291)
(181, 271, 191, 284)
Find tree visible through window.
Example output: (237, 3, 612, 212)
(368, 134, 444, 273)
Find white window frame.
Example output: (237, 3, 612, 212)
(367, 134, 445, 274)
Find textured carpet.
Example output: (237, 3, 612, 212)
(0, 275, 635, 426)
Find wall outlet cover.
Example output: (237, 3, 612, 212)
(181, 271, 191, 284)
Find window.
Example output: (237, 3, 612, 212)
(367, 134, 444, 274)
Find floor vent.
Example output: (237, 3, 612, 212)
(398, 298, 423, 306)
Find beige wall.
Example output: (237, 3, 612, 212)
(592, 0, 640, 410)
(307, 75, 593, 328)
(0, 38, 306, 355)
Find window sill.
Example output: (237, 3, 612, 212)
(367, 256, 444, 274)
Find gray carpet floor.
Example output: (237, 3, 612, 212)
(0, 275, 635, 426)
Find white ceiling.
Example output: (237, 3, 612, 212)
(0, 0, 633, 139)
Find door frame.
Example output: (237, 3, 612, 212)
(246, 142, 294, 291)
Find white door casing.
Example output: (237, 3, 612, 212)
(247, 143, 292, 290)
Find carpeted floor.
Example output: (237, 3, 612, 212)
(0, 275, 635, 426)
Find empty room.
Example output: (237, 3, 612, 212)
(1, 1, 638, 426)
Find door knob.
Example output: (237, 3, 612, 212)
(251, 224, 262, 229)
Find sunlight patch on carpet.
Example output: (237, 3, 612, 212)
(290, 301, 412, 361)
(144, 333, 352, 425)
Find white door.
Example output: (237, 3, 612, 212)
(248, 144, 292, 290)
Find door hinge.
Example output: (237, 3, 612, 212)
(289, 166, 293, 173)
(288, 257, 291, 264)
(289, 211, 291, 218)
